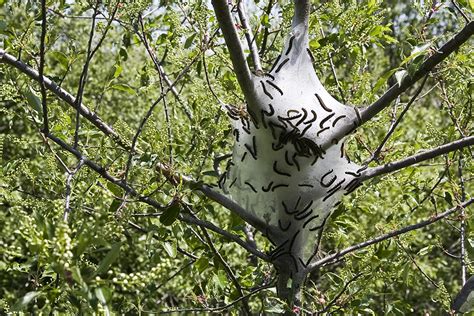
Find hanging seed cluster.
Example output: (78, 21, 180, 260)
(220, 24, 365, 272)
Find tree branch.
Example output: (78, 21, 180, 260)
(237, 0, 262, 73)
(44, 131, 270, 261)
(306, 198, 474, 272)
(198, 222, 251, 313)
(366, 75, 429, 164)
(361, 21, 473, 124)
(258, 0, 274, 57)
(38, 0, 49, 134)
(211, 0, 259, 115)
(0, 49, 130, 150)
(322, 21, 474, 148)
(293, 0, 310, 28)
(360, 136, 474, 181)
(179, 212, 270, 262)
(0, 48, 272, 243)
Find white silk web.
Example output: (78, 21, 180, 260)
(219, 23, 363, 272)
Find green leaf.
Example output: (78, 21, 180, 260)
(372, 68, 398, 93)
(107, 182, 122, 196)
(163, 241, 177, 258)
(261, 14, 270, 27)
(184, 33, 197, 49)
(113, 64, 123, 78)
(309, 38, 320, 49)
(212, 270, 227, 290)
(108, 199, 121, 213)
(94, 287, 110, 315)
(444, 191, 453, 206)
(401, 43, 430, 66)
(51, 51, 69, 69)
(94, 242, 121, 276)
(110, 83, 136, 95)
(395, 70, 407, 87)
(94, 287, 107, 305)
(160, 203, 181, 226)
(12, 291, 40, 310)
(71, 266, 86, 287)
(195, 256, 210, 273)
(25, 86, 42, 114)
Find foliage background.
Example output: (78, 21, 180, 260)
(0, 0, 472, 314)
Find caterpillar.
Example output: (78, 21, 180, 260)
(303, 215, 320, 229)
(269, 55, 282, 73)
(323, 179, 346, 201)
(332, 115, 346, 127)
(295, 108, 308, 126)
(229, 177, 237, 188)
(304, 110, 317, 124)
(275, 58, 290, 73)
(320, 113, 335, 129)
(317, 126, 330, 136)
(273, 161, 292, 177)
(261, 80, 273, 100)
(285, 151, 294, 166)
(265, 73, 275, 80)
(292, 153, 301, 171)
(294, 196, 302, 209)
(295, 208, 313, 220)
(315, 93, 332, 112)
(321, 169, 336, 187)
(262, 181, 274, 192)
(245, 181, 258, 193)
(308, 213, 330, 232)
(282, 200, 299, 215)
(232, 129, 240, 142)
(266, 80, 284, 95)
(345, 170, 361, 177)
(286, 35, 295, 55)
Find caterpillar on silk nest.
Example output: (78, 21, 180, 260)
(218, 23, 364, 276)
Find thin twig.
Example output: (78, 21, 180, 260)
(197, 219, 251, 314)
(38, 0, 49, 134)
(160, 281, 275, 314)
(458, 152, 467, 284)
(43, 132, 270, 260)
(259, 0, 274, 57)
(0, 47, 271, 236)
(73, 5, 98, 149)
(366, 75, 429, 164)
(319, 25, 346, 103)
(306, 198, 474, 273)
(0, 49, 129, 149)
(72, 2, 119, 148)
(179, 212, 270, 262)
(361, 136, 474, 181)
(237, 0, 263, 73)
(451, 0, 470, 23)
(138, 16, 173, 165)
(63, 159, 85, 222)
(323, 21, 474, 149)
(396, 240, 440, 289)
(318, 272, 363, 314)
